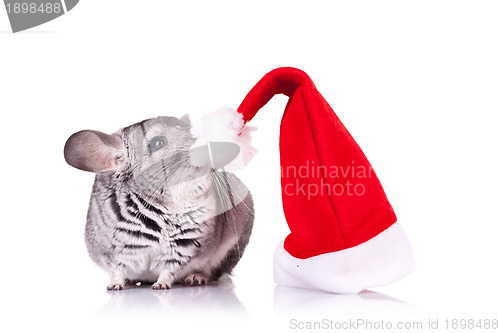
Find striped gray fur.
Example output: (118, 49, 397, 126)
(65, 116, 254, 290)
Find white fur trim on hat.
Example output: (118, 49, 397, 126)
(273, 222, 416, 294)
(190, 107, 256, 171)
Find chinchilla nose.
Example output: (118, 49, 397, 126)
(189, 142, 240, 169)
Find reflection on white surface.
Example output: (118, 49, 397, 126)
(96, 274, 415, 320)
(274, 286, 417, 317)
(98, 276, 246, 318)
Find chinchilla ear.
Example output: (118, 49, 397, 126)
(64, 130, 126, 173)
(179, 114, 191, 127)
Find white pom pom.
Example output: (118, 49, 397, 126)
(190, 107, 257, 171)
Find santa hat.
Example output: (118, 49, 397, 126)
(192, 67, 415, 294)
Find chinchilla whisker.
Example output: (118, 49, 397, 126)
(212, 171, 244, 260)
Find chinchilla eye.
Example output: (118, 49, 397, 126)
(150, 136, 166, 152)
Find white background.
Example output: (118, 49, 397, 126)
(1, 1, 499, 332)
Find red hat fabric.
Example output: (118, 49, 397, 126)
(238, 67, 398, 258)
(192, 67, 415, 293)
